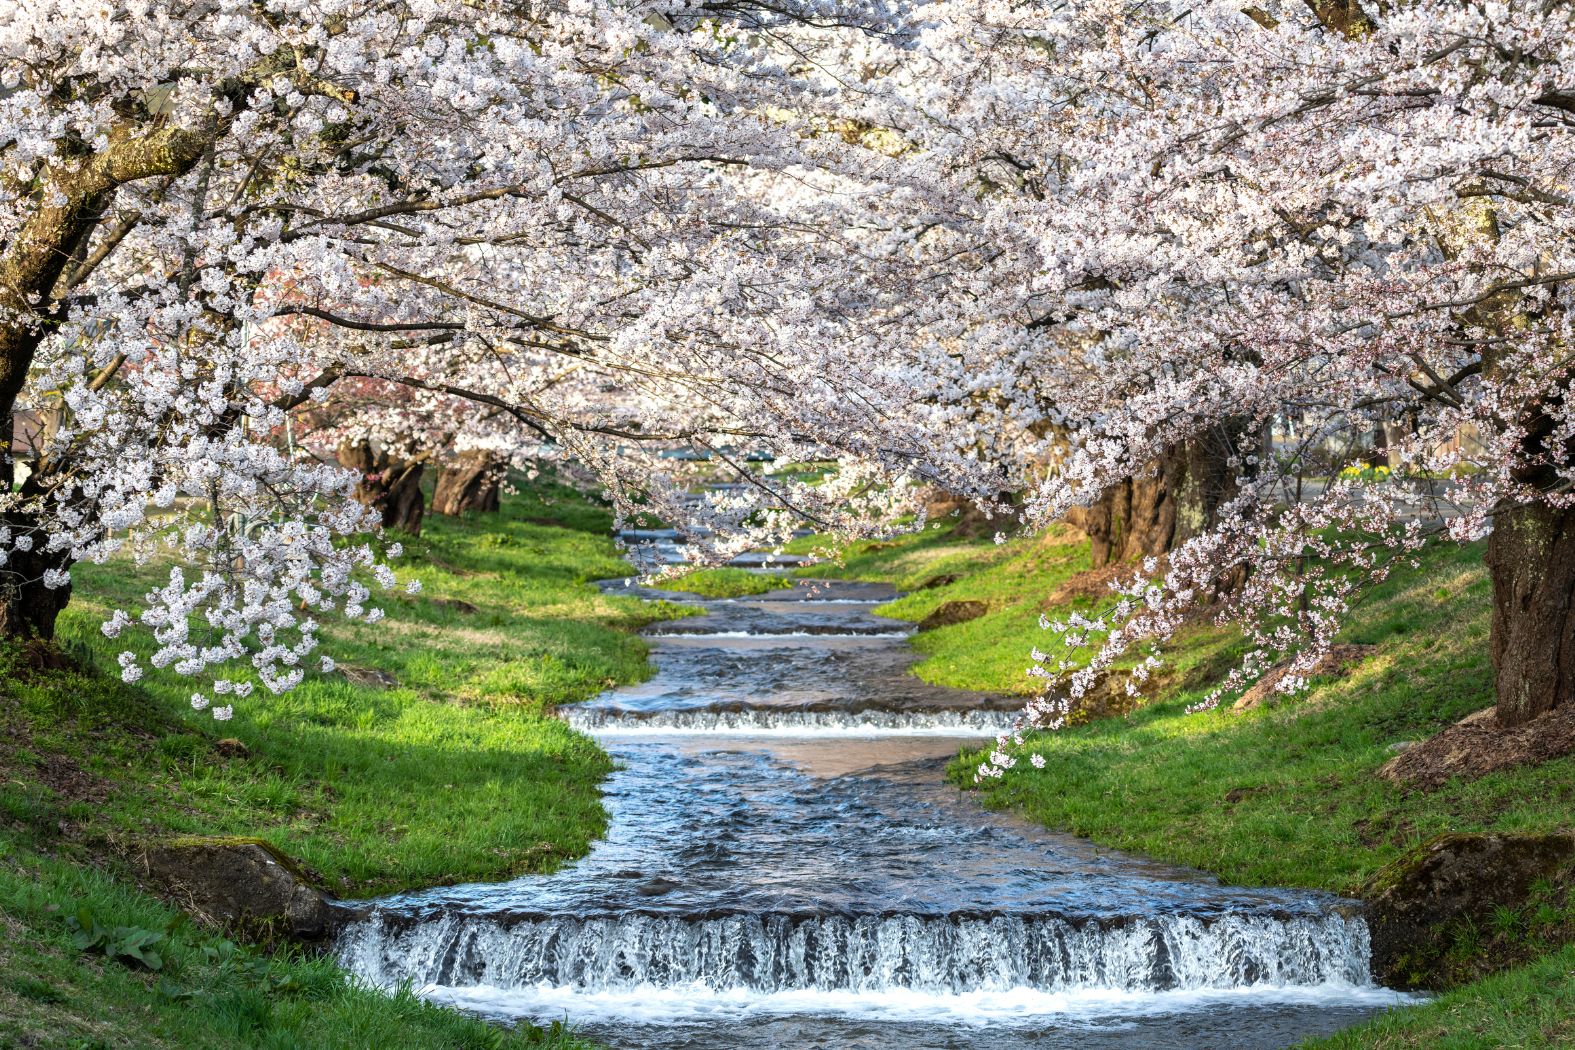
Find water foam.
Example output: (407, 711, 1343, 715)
(337, 909, 1376, 1004)
(416, 981, 1415, 1027)
(562, 706, 1015, 736)
(646, 630, 911, 639)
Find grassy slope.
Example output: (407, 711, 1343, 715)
(795, 522, 1095, 695)
(799, 525, 1575, 1048)
(0, 476, 664, 1048)
(0, 842, 594, 1050)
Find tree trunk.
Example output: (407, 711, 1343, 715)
(0, 513, 73, 641)
(1071, 430, 1240, 569)
(431, 451, 502, 517)
(338, 440, 426, 535)
(1486, 501, 1575, 729)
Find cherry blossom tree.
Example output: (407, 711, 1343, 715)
(907, 0, 1575, 770)
(1, 0, 1020, 711)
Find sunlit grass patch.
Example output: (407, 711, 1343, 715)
(651, 567, 782, 599)
(795, 523, 1093, 695)
(1300, 943, 1575, 1049)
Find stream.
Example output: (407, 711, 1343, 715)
(335, 542, 1412, 1048)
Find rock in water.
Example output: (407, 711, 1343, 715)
(916, 600, 989, 631)
(1365, 831, 1575, 988)
(138, 836, 332, 943)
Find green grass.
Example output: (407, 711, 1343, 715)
(0, 473, 666, 1047)
(1301, 943, 1575, 1048)
(17, 475, 682, 895)
(949, 542, 1575, 894)
(795, 521, 1095, 694)
(0, 836, 595, 1049)
(650, 566, 781, 599)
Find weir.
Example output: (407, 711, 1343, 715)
(560, 705, 1020, 735)
(338, 909, 1372, 996)
(335, 559, 1409, 1048)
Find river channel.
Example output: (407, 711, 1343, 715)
(335, 553, 1410, 1049)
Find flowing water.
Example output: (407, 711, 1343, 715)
(335, 545, 1412, 1048)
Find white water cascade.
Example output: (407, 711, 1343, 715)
(560, 705, 1020, 736)
(337, 909, 1372, 996)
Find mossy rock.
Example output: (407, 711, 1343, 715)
(1365, 831, 1575, 989)
(916, 600, 989, 631)
(137, 836, 332, 944)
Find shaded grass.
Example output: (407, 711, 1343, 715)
(0, 835, 594, 1049)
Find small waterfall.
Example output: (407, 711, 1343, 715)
(561, 706, 1016, 735)
(647, 628, 911, 639)
(337, 910, 1372, 995)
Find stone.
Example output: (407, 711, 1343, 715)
(1365, 831, 1575, 988)
(635, 877, 683, 897)
(339, 665, 398, 689)
(1232, 644, 1377, 711)
(137, 836, 333, 943)
(1386, 740, 1419, 755)
(916, 600, 989, 631)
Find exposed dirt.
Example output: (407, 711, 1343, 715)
(1041, 562, 1131, 608)
(1379, 703, 1575, 789)
(1364, 832, 1575, 989)
(431, 597, 481, 615)
(28, 750, 113, 806)
(338, 665, 399, 689)
(17, 638, 76, 673)
(916, 600, 989, 631)
(1232, 644, 1378, 712)
(0, 695, 117, 812)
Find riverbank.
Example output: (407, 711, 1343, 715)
(792, 521, 1575, 1047)
(1, 476, 663, 1047)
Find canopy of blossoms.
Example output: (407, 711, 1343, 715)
(898, 0, 1575, 773)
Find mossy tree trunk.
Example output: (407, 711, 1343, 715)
(1072, 428, 1242, 570)
(431, 451, 503, 517)
(1486, 502, 1575, 729)
(338, 440, 427, 535)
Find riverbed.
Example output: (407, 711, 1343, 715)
(334, 571, 1411, 1049)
